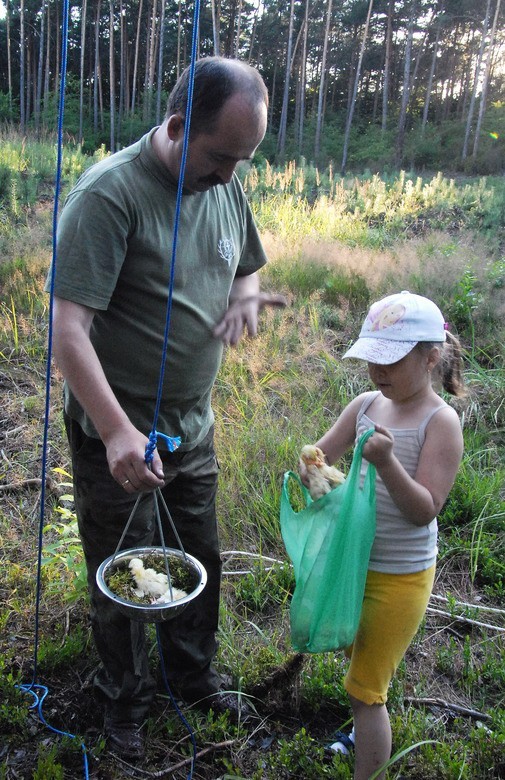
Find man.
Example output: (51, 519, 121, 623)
(49, 57, 284, 759)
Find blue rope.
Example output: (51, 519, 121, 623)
(146, 7, 201, 777)
(17, 0, 89, 775)
(156, 626, 197, 780)
(18, 684, 89, 775)
(145, 0, 201, 463)
(22, 0, 201, 774)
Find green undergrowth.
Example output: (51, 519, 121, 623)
(0, 164, 504, 778)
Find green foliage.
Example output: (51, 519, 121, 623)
(253, 727, 347, 779)
(233, 561, 294, 615)
(32, 745, 65, 780)
(0, 658, 31, 738)
(0, 92, 16, 122)
(439, 429, 505, 598)
(41, 470, 88, 603)
(243, 164, 505, 253)
(322, 270, 370, 309)
(37, 626, 90, 671)
(0, 132, 107, 220)
(346, 125, 396, 171)
(1, 158, 504, 777)
(404, 124, 445, 170)
(300, 654, 349, 711)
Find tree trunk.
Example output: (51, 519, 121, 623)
(422, 16, 441, 132)
(408, 22, 430, 109)
(5, 0, 13, 116)
(382, 0, 393, 132)
(315, 0, 333, 163)
(144, 0, 158, 122)
(117, 0, 125, 143)
(268, 60, 277, 133)
(458, 26, 476, 120)
(235, 0, 243, 56)
(35, 0, 46, 132)
(277, 0, 295, 159)
(472, 0, 502, 157)
(395, 0, 415, 167)
(462, 0, 491, 160)
(43, 0, 50, 118)
(156, 0, 167, 124)
(298, 0, 309, 156)
(109, 0, 115, 150)
(247, 0, 260, 62)
(211, 0, 221, 55)
(79, 0, 88, 143)
(19, 0, 25, 131)
(26, 33, 32, 123)
(177, 0, 182, 78)
(94, 0, 102, 133)
(54, 0, 60, 101)
(341, 0, 374, 174)
(131, 0, 144, 114)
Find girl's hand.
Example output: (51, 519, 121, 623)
(363, 424, 395, 467)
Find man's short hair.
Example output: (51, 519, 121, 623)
(166, 57, 268, 135)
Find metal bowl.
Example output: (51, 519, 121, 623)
(96, 546, 207, 623)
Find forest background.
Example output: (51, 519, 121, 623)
(0, 0, 504, 174)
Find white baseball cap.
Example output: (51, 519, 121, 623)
(343, 291, 447, 365)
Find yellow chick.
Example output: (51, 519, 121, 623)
(153, 587, 188, 604)
(128, 557, 188, 603)
(300, 445, 346, 501)
(128, 557, 169, 599)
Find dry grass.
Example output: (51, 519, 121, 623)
(261, 228, 499, 295)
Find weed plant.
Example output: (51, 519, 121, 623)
(0, 155, 504, 778)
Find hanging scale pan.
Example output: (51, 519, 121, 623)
(96, 546, 207, 623)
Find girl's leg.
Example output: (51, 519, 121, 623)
(344, 568, 435, 779)
(349, 694, 391, 780)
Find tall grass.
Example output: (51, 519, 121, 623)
(242, 163, 505, 249)
(0, 132, 106, 221)
(0, 148, 504, 778)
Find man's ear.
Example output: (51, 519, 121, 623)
(166, 113, 185, 141)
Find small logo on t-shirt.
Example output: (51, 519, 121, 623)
(218, 238, 235, 267)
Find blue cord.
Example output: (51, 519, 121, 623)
(18, 684, 90, 777)
(22, 0, 201, 774)
(146, 0, 201, 462)
(147, 7, 202, 777)
(156, 626, 197, 780)
(17, 0, 89, 776)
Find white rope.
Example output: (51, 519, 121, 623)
(430, 593, 505, 616)
(221, 550, 286, 576)
(425, 606, 505, 633)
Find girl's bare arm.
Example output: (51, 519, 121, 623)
(316, 393, 374, 463)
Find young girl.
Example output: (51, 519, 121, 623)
(300, 291, 465, 780)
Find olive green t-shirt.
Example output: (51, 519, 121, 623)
(50, 130, 267, 449)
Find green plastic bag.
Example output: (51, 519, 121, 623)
(280, 429, 376, 653)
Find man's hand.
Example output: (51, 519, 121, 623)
(103, 422, 166, 493)
(213, 292, 287, 346)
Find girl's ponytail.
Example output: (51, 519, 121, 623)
(440, 331, 466, 397)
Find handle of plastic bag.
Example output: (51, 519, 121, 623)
(282, 470, 312, 518)
(346, 428, 376, 495)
